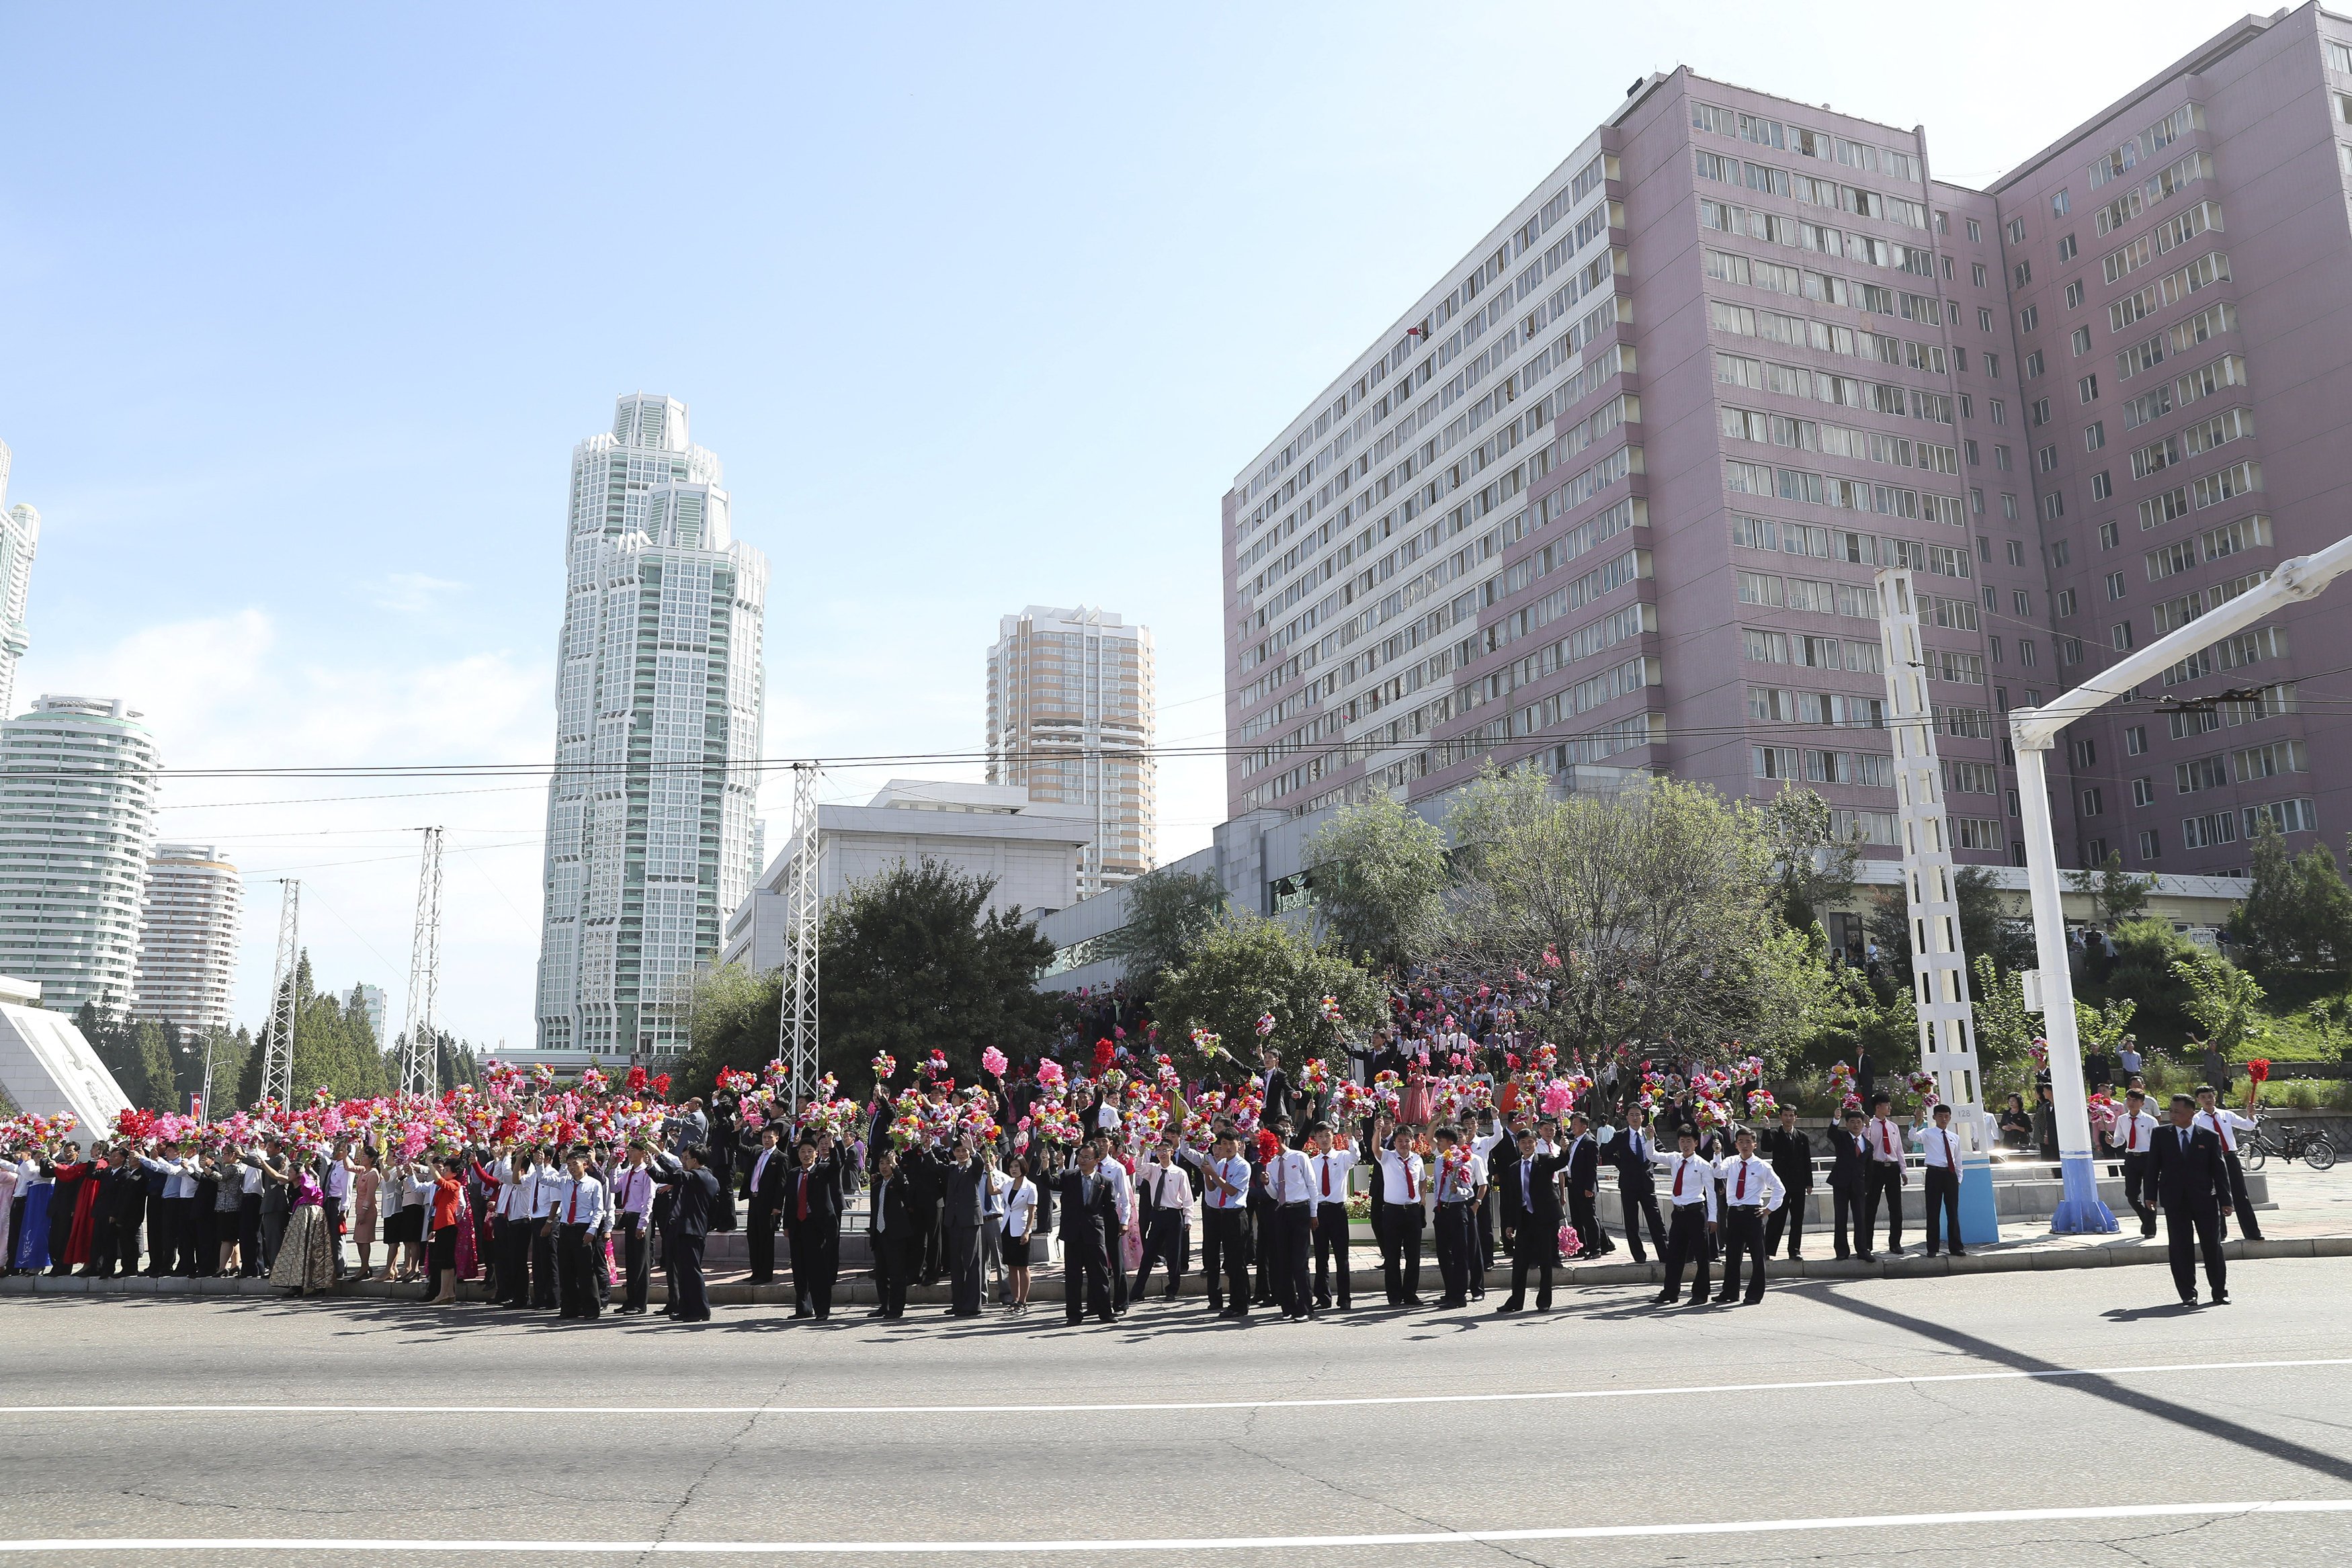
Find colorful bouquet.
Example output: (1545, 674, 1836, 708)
(716, 1067, 757, 1095)
(980, 1046, 1009, 1078)
(1318, 994, 1345, 1025)
(1189, 1026, 1224, 1061)
(870, 1051, 897, 1085)
(1255, 1011, 1276, 1038)
(1745, 1089, 1781, 1120)
(1299, 1057, 1331, 1097)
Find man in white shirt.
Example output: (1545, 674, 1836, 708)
(2111, 1089, 2159, 1237)
(528, 1145, 564, 1309)
(1468, 1108, 1506, 1278)
(1429, 1126, 1480, 1309)
(1713, 1128, 1787, 1306)
(1097, 1135, 1136, 1315)
(2193, 1084, 2264, 1241)
(1650, 1127, 1720, 1307)
(1861, 1093, 1908, 1258)
(1377, 1128, 1427, 1307)
(1131, 1137, 1193, 1303)
(614, 1142, 655, 1313)
(1306, 1121, 1357, 1311)
(1196, 1130, 1251, 1318)
(1910, 1103, 1968, 1259)
(554, 1147, 610, 1320)
(1263, 1133, 1318, 1319)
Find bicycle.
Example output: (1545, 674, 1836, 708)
(2238, 1119, 2337, 1173)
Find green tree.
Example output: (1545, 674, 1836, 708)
(2074, 992, 2138, 1063)
(679, 961, 782, 1101)
(233, 952, 388, 1105)
(1759, 785, 1863, 934)
(2173, 952, 2269, 1059)
(132, 1018, 177, 1112)
(816, 856, 1056, 1089)
(1448, 770, 1838, 1071)
(2069, 851, 2153, 927)
(1803, 963, 1919, 1088)
(1153, 913, 1384, 1072)
(1970, 953, 2036, 1091)
(2227, 820, 2352, 972)
(1304, 791, 1450, 973)
(1090, 864, 1226, 990)
(2101, 917, 2200, 1045)
(1867, 864, 2030, 978)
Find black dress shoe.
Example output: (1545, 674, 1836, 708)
(2210, 1290, 2231, 1305)
(1493, 1301, 1521, 1314)
(1650, 1292, 1675, 1305)
(1949, 1250, 1968, 1258)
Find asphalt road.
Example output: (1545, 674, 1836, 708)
(3, 1258, 2350, 1567)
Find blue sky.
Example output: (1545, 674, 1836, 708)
(0, 0, 2271, 1049)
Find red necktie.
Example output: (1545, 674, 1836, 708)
(796, 1172, 809, 1222)
(1321, 1160, 1331, 1197)
(567, 1188, 577, 1223)
(1736, 1162, 1747, 1201)
(1673, 1161, 1685, 1199)
(1882, 1124, 1894, 1156)
(1942, 1132, 1953, 1168)
(2128, 1121, 2138, 1151)
(2213, 1120, 2229, 1152)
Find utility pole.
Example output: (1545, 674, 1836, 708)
(2011, 531, 2352, 1231)
(398, 826, 444, 1098)
(256, 879, 301, 1107)
(778, 762, 822, 1116)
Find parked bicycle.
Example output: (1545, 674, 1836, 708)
(2238, 1118, 2337, 1172)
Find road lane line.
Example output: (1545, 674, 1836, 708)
(1, 1356, 2345, 1416)
(2, 1500, 2349, 1553)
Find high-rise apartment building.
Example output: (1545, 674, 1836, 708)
(0, 441, 43, 722)
(1224, 6, 2352, 879)
(355, 982, 386, 1047)
(0, 697, 160, 1014)
(534, 394, 769, 1059)
(130, 842, 242, 1035)
(986, 605, 1155, 897)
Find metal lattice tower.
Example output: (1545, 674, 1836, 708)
(778, 762, 822, 1115)
(256, 879, 301, 1107)
(398, 826, 444, 1098)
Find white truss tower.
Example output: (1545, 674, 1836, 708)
(399, 826, 444, 1098)
(256, 879, 301, 1107)
(778, 763, 822, 1115)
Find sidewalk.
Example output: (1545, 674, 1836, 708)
(5, 1168, 2345, 1304)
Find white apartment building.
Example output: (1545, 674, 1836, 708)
(986, 605, 1155, 898)
(534, 394, 769, 1059)
(0, 440, 43, 723)
(131, 842, 242, 1035)
(0, 697, 159, 1015)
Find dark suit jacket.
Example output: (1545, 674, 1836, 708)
(1759, 1127, 1814, 1192)
(1056, 1169, 1118, 1250)
(1828, 1130, 1872, 1194)
(1565, 1137, 1600, 1200)
(868, 1171, 917, 1248)
(784, 1151, 845, 1227)
(1611, 1131, 1658, 1194)
(943, 1156, 988, 1232)
(1261, 1068, 1295, 1130)
(2150, 1123, 2228, 1209)
(653, 1159, 718, 1239)
(1497, 1151, 1567, 1231)
(745, 1144, 788, 1207)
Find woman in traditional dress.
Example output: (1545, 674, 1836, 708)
(12, 1148, 54, 1272)
(270, 1159, 335, 1295)
(347, 1145, 381, 1279)
(0, 1152, 17, 1274)
(47, 1143, 95, 1274)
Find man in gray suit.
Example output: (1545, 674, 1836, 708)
(943, 1135, 989, 1317)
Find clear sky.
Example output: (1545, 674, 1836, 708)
(0, 0, 2279, 1051)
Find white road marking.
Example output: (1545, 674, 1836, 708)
(2, 1501, 2349, 1553)
(1, 1355, 2344, 1417)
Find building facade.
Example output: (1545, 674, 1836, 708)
(130, 842, 242, 1035)
(355, 982, 386, 1047)
(534, 394, 769, 1059)
(1223, 7, 2352, 880)
(986, 605, 1155, 897)
(0, 697, 160, 1014)
(0, 441, 42, 723)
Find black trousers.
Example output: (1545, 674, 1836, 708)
(1249, 1201, 1279, 1303)
(947, 1223, 982, 1314)
(620, 1214, 649, 1310)
(1859, 1164, 1903, 1253)
(1062, 1227, 1115, 1323)
(557, 1223, 603, 1318)
(1312, 1201, 1351, 1304)
(1504, 1225, 1555, 1309)
(2122, 1153, 2157, 1234)
(1273, 1205, 1314, 1313)
(1718, 1206, 1767, 1303)
(1568, 1191, 1608, 1256)
(2163, 1195, 2226, 1301)
(1661, 1203, 1712, 1302)
(532, 1225, 558, 1307)
(2217, 1150, 2261, 1239)
(791, 1219, 839, 1318)
(1922, 1166, 1962, 1254)
(161, 1196, 197, 1276)
(238, 1196, 263, 1274)
(1476, 1190, 1498, 1271)
(1833, 1188, 1860, 1259)
(1764, 1190, 1808, 1258)
(1433, 1201, 1474, 1301)
(747, 1199, 780, 1282)
(919, 1218, 944, 1283)
(1132, 1210, 1186, 1299)
(670, 1233, 710, 1320)
(321, 1199, 344, 1279)
(1382, 1215, 1425, 1303)
(1620, 1184, 1667, 1263)
(492, 1218, 526, 1303)
(874, 1226, 913, 1317)
(1202, 1207, 1249, 1309)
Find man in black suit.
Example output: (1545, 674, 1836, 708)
(1609, 1115, 1668, 1263)
(2149, 1094, 2230, 1306)
(1057, 1142, 1120, 1325)
(1759, 1104, 1814, 1260)
(866, 1147, 916, 1319)
(785, 1133, 847, 1320)
(1258, 1046, 1295, 1136)
(743, 1125, 786, 1287)
(1563, 1114, 1608, 1258)
(1493, 1127, 1568, 1313)
(943, 1135, 989, 1317)
(650, 1145, 718, 1322)
(1827, 1108, 1872, 1260)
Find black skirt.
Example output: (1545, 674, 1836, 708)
(428, 1225, 456, 1271)
(1005, 1234, 1033, 1268)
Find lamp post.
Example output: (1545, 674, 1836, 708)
(2010, 532, 2352, 1231)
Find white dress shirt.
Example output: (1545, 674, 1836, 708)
(1266, 1147, 1316, 1207)
(2111, 1110, 2158, 1154)
(1003, 1178, 1038, 1239)
(1654, 1151, 1719, 1219)
(1138, 1159, 1191, 1218)
(749, 1147, 775, 1197)
(528, 1168, 562, 1221)
(1308, 1147, 1356, 1204)
(1913, 1123, 1966, 1170)
(1865, 1117, 1906, 1166)
(1378, 1149, 1423, 1205)
(2194, 1107, 2255, 1153)
(1715, 1154, 1786, 1212)
(554, 1174, 609, 1231)
(1201, 1155, 1250, 1210)
(1103, 1157, 1135, 1226)
(614, 1164, 654, 1217)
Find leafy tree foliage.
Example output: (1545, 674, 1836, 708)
(1090, 864, 1226, 991)
(2226, 820, 2352, 973)
(679, 960, 781, 1102)
(2173, 951, 2270, 1059)
(2068, 851, 2154, 927)
(1867, 864, 2031, 977)
(1304, 791, 1450, 973)
(1153, 914, 1384, 1072)
(1759, 785, 1862, 934)
(233, 952, 390, 1105)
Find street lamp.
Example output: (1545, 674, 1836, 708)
(2011, 532, 2352, 1231)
